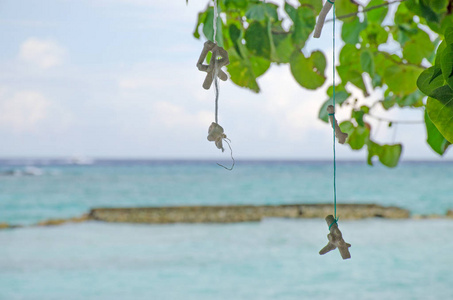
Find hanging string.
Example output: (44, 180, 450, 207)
(331, 1, 338, 228)
(213, 0, 219, 124)
(212, 0, 234, 170)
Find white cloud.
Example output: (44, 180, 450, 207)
(152, 101, 211, 129)
(0, 91, 50, 132)
(19, 38, 65, 69)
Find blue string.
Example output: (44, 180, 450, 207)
(332, 2, 337, 222)
(329, 217, 339, 230)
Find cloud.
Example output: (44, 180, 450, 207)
(152, 101, 211, 129)
(19, 38, 65, 69)
(0, 91, 50, 132)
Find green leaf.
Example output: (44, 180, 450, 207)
(352, 109, 365, 127)
(298, 0, 323, 15)
(227, 47, 270, 93)
(292, 6, 316, 48)
(246, 3, 279, 21)
(228, 24, 242, 57)
(337, 66, 367, 94)
(335, 0, 359, 23)
(367, 141, 402, 168)
(193, 10, 206, 39)
(417, 66, 446, 97)
(425, 110, 451, 155)
(224, 0, 248, 9)
(342, 18, 367, 44)
(284, 2, 297, 21)
(366, 0, 389, 24)
(290, 50, 326, 90)
(245, 21, 271, 59)
(203, 7, 223, 46)
(360, 50, 375, 76)
(271, 31, 293, 63)
(384, 65, 423, 95)
(396, 90, 424, 107)
(382, 94, 396, 110)
(339, 122, 370, 150)
(435, 40, 446, 66)
(426, 97, 453, 143)
(440, 29, 453, 89)
(360, 23, 388, 45)
(402, 30, 435, 64)
(318, 90, 350, 122)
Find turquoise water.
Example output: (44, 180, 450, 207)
(0, 160, 452, 225)
(1, 219, 453, 299)
(1, 160, 453, 299)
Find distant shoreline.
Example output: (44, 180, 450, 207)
(2, 204, 452, 229)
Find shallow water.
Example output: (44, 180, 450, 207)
(1, 219, 452, 299)
(1, 160, 452, 225)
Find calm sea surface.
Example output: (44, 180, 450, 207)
(0, 160, 452, 299)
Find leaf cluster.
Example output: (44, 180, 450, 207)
(193, 0, 453, 166)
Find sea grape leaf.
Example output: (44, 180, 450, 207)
(352, 109, 365, 127)
(228, 24, 242, 57)
(292, 6, 316, 49)
(367, 141, 402, 168)
(340, 121, 370, 150)
(271, 31, 293, 63)
(227, 47, 270, 93)
(245, 21, 271, 59)
(403, 30, 435, 64)
(417, 66, 446, 97)
(396, 90, 424, 107)
(318, 90, 350, 122)
(426, 97, 453, 143)
(298, 0, 323, 15)
(246, 3, 279, 21)
(425, 110, 451, 155)
(342, 18, 367, 44)
(290, 50, 326, 89)
(440, 28, 453, 89)
(360, 23, 388, 45)
(366, 0, 388, 23)
(360, 49, 375, 76)
(384, 65, 423, 95)
(203, 7, 224, 46)
(336, 0, 359, 23)
(337, 66, 367, 94)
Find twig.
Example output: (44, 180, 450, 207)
(367, 114, 423, 124)
(325, 0, 407, 23)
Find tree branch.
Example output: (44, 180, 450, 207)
(325, 0, 407, 23)
(367, 114, 423, 124)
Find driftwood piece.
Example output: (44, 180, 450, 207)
(313, 0, 335, 38)
(327, 105, 348, 144)
(319, 215, 351, 259)
(207, 122, 227, 152)
(196, 41, 229, 89)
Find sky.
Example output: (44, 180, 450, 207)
(0, 0, 451, 161)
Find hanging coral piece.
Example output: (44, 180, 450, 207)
(196, 41, 229, 90)
(313, 0, 335, 38)
(207, 122, 227, 152)
(327, 105, 348, 144)
(319, 215, 351, 260)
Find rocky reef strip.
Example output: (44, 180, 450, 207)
(88, 203, 410, 224)
(2, 205, 453, 230)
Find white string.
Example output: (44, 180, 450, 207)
(213, 0, 219, 124)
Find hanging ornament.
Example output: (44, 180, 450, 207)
(195, 0, 234, 170)
(327, 105, 348, 144)
(196, 41, 229, 90)
(319, 215, 351, 260)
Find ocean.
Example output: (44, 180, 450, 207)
(0, 159, 452, 299)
